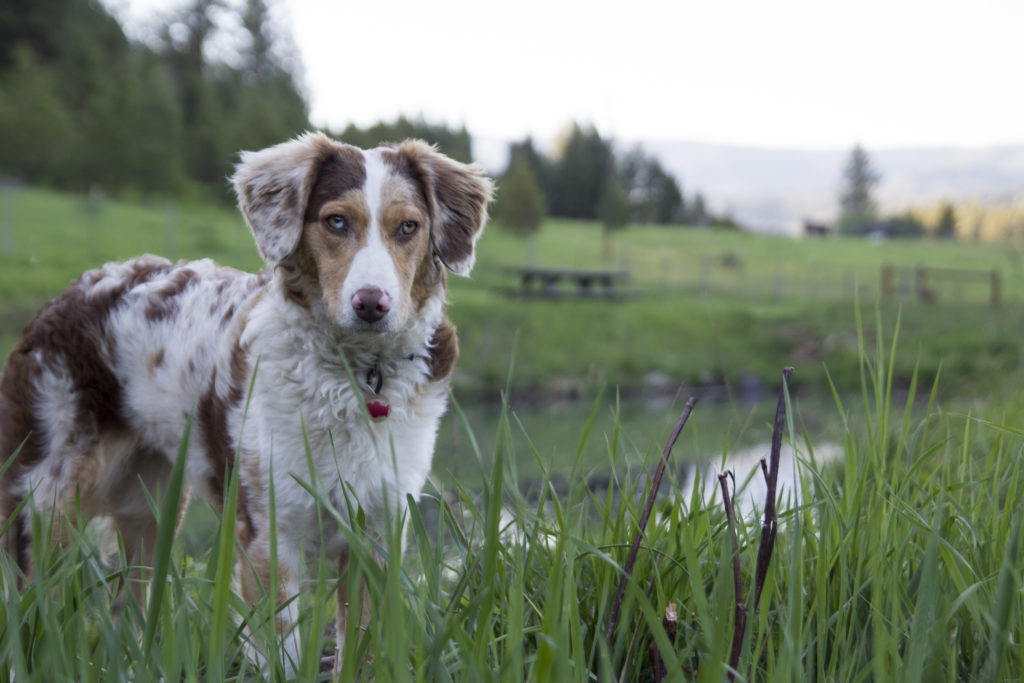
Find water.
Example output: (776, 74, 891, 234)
(432, 388, 845, 489)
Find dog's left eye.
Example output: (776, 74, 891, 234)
(399, 220, 419, 236)
(325, 214, 347, 232)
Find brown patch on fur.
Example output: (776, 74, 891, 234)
(276, 249, 318, 310)
(389, 141, 493, 275)
(426, 318, 459, 381)
(410, 252, 445, 313)
(145, 267, 197, 322)
(197, 339, 256, 544)
(303, 146, 367, 223)
(1, 259, 173, 477)
(147, 348, 165, 376)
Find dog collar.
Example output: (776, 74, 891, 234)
(362, 354, 415, 421)
(364, 362, 390, 420)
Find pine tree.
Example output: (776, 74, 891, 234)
(497, 147, 546, 237)
(935, 202, 957, 239)
(550, 122, 613, 219)
(838, 144, 880, 233)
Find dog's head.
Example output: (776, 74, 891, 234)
(232, 132, 493, 332)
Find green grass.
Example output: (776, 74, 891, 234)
(3, 187, 1024, 398)
(1, 316, 1022, 681)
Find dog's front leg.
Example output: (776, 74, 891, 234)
(238, 533, 303, 678)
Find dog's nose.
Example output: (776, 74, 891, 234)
(351, 287, 391, 322)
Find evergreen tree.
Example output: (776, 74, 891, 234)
(0, 45, 81, 185)
(496, 145, 547, 237)
(935, 202, 957, 239)
(617, 146, 685, 224)
(337, 117, 473, 162)
(690, 191, 708, 225)
(549, 122, 613, 219)
(838, 144, 880, 233)
(0, 0, 309, 196)
(507, 137, 554, 206)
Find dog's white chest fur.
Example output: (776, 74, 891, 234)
(239, 278, 449, 559)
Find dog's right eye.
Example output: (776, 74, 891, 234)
(325, 215, 347, 232)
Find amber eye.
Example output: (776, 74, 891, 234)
(325, 214, 347, 232)
(399, 220, 419, 236)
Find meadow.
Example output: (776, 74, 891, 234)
(0, 186, 1022, 680)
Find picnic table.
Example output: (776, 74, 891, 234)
(504, 266, 633, 299)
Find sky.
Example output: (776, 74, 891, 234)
(110, 0, 1024, 151)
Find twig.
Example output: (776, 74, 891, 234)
(753, 367, 793, 610)
(648, 603, 678, 682)
(607, 397, 697, 647)
(718, 471, 746, 681)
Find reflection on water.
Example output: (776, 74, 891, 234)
(680, 441, 844, 517)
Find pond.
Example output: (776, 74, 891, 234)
(432, 386, 847, 491)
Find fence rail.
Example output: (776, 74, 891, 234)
(881, 264, 1002, 307)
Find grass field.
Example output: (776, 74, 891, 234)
(3, 185, 1024, 397)
(1, 326, 1022, 681)
(1, 186, 1022, 680)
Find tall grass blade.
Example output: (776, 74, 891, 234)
(143, 411, 192, 656)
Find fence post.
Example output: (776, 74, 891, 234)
(991, 269, 1002, 308)
(881, 264, 893, 299)
(700, 254, 710, 297)
(915, 265, 929, 302)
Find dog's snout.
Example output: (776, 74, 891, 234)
(351, 287, 391, 322)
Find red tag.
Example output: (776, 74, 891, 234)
(367, 399, 390, 420)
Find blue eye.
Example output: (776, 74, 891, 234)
(325, 214, 347, 232)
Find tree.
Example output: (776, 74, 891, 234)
(549, 122, 614, 219)
(0, 45, 81, 185)
(689, 191, 708, 225)
(0, 0, 309, 196)
(617, 146, 685, 225)
(496, 143, 547, 240)
(935, 202, 957, 239)
(838, 144, 880, 233)
(337, 117, 473, 163)
(597, 172, 630, 260)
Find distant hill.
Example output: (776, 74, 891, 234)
(474, 137, 1024, 235)
(645, 141, 1024, 234)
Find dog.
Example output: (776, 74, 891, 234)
(0, 132, 493, 673)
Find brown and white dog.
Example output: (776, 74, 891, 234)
(0, 132, 493, 672)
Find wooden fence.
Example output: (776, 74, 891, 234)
(881, 264, 1002, 307)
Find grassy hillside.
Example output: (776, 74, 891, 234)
(2, 186, 1023, 402)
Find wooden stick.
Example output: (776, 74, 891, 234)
(719, 471, 747, 680)
(753, 367, 793, 610)
(607, 397, 697, 647)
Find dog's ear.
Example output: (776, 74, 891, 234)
(232, 132, 337, 264)
(397, 141, 494, 276)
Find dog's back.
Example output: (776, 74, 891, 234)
(0, 255, 267, 575)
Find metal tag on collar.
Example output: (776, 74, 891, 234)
(365, 362, 390, 421)
(366, 363, 383, 394)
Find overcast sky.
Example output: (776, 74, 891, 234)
(111, 0, 1024, 150)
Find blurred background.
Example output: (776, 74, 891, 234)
(2, 0, 1024, 474)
